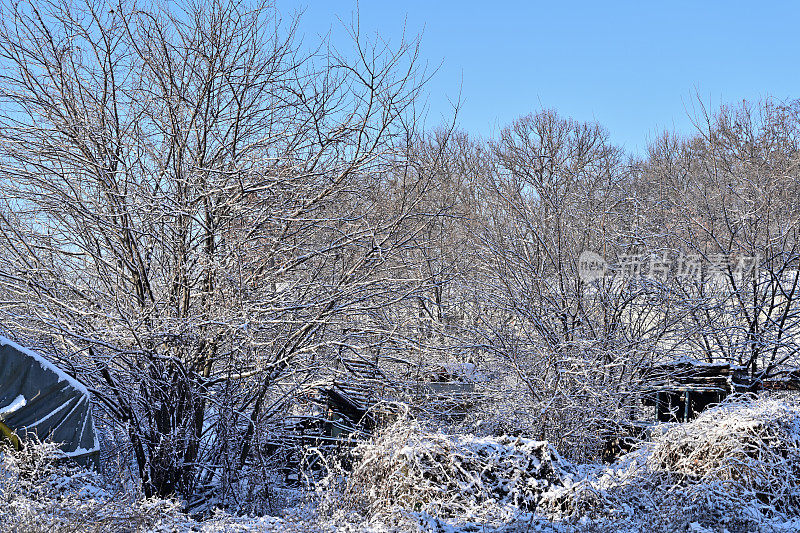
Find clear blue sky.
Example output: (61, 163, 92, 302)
(275, 1, 800, 155)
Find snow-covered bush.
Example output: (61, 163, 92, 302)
(10, 395, 799, 532)
(0, 440, 306, 532)
(316, 416, 576, 526)
(648, 394, 800, 512)
(538, 394, 800, 531)
(0, 440, 179, 531)
(465, 344, 652, 464)
(314, 395, 800, 532)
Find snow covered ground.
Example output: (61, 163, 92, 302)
(4, 394, 800, 532)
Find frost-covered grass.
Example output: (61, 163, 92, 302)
(0, 440, 312, 532)
(536, 394, 800, 532)
(649, 394, 800, 512)
(314, 416, 577, 527)
(315, 395, 800, 532)
(5, 395, 800, 532)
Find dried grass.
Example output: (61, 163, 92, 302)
(316, 395, 800, 532)
(315, 416, 576, 526)
(0, 440, 306, 532)
(648, 394, 800, 511)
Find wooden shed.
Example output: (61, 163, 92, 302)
(643, 360, 748, 422)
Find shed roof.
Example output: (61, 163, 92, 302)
(0, 337, 98, 465)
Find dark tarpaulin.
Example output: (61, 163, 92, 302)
(0, 337, 99, 467)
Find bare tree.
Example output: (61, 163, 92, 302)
(0, 0, 435, 502)
(640, 98, 800, 384)
(468, 110, 679, 458)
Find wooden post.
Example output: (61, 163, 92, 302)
(684, 390, 690, 422)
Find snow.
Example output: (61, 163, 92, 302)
(0, 439, 309, 532)
(306, 395, 800, 531)
(25, 398, 72, 428)
(0, 395, 26, 416)
(5, 391, 800, 531)
(61, 447, 99, 457)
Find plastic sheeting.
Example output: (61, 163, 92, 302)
(0, 337, 99, 467)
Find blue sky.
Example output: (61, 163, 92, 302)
(275, 1, 800, 155)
